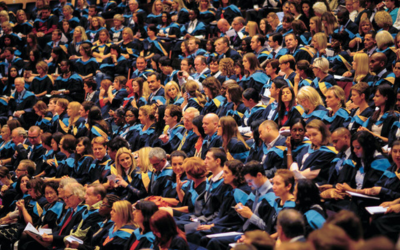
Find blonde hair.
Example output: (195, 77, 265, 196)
(152, 0, 162, 15)
(375, 11, 393, 29)
(267, 12, 280, 27)
(165, 81, 182, 105)
(1, 21, 12, 30)
(136, 147, 153, 172)
(0, 10, 9, 22)
(68, 102, 82, 130)
(313, 57, 329, 74)
(313, 32, 327, 51)
(122, 27, 134, 42)
(62, 5, 74, 15)
(90, 16, 105, 30)
(139, 105, 156, 121)
(376, 30, 394, 50)
(73, 26, 88, 44)
(113, 14, 124, 23)
(306, 119, 331, 145)
(358, 18, 373, 35)
(353, 53, 370, 83)
(57, 98, 69, 111)
(326, 86, 346, 108)
(115, 147, 136, 180)
(297, 86, 324, 109)
(219, 58, 235, 77)
(246, 21, 259, 37)
(173, 0, 187, 11)
(310, 16, 323, 35)
(185, 80, 206, 107)
(321, 12, 337, 35)
(36, 61, 48, 73)
(113, 200, 134, 225)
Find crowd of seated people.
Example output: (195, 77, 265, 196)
(1, 0, 400, 249)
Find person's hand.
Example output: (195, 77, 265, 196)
(159, 134, 169, 143)
(318, 184, 333, 192)
(46, 159, 55, 165)
(342, 71, 352, 77)
(111, 54, 117, 61)
(99, 88, 106, 96)
(336, 183, 352, 192)
(381, 201, 396, 207)
(41, 233, 53, 242)
(69, 55, 78, 60)
(1, 184, 9, 192)
(156, 99, 164, 106)
(235, 203, 253, 219)
(364, 186, 381, 196)
(66, 241, 80, 248)
(130, 98, 137, 108)
(181, 71, 189, 79)
(115, 175, 128, 188)
(108, 86, 115, 94)
(285, 136, 292, 149)
(357, 127, 370, 133)
(197, 224, 214, 230)
(37, 32, 45, 37)
(14, 111, 24, 118)
(176, 174, 188, 191)
(16, 199, 24, 210)
(386, 204, 400, 214)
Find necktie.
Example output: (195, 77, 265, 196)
(59, 211, 73, 235)
(243, 191, 260, 230)
(177, 131, 188, 150)
(272, 51, 276, 58)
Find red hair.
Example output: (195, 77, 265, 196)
(150, 210, 186, 248)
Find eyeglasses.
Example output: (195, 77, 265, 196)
(28, 136, 39, 139)
(64, 194, 74, 200)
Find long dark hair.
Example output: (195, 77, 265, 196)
(87, 106, 110, 135)
(371, 84, 396, 123)
(135, 201, 159, 233)
(75, 136, 93, 161)
(277, 86, 296, 127)
(150, 210, 186, 248)
(251, 119, 264, 147)
(154, 105, 166, 136)
(351, 131, 383, 167)
(16, 174, 31, 196)
(192, 115, 205, 138)
(295, 179, 321, 213)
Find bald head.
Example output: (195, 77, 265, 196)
(369, 52, 387, 73)
(331, 128, 351, 152)
(217, 19, 230, 33)
(202, 114, 219, 136)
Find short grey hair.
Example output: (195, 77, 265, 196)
(149, 147, 167, 160)
(184, 107, 200, 118)
(13, 127, 27, 137)
(15, 77, 25, 85)
(65, 183, 85, 200)
(313, 2, 327, 15)
(59, 177, 78, 189)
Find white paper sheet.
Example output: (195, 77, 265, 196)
(346, 191, 380, 200)
(65, 235, 84, 244)
(365, 206, 387, 215)
(225, 29, 236, 38)
(206, 232, 243, 238)
(184, 221, 200, 234)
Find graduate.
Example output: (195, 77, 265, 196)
(322, 86, 351, 132)
(201, 77, 226, 116)
(297, 86, 328, 124)
(291, 120, 337, 185)
(70, 137, 94, 184)
(87, 137, 112, 184)
(348, 82, 374, 134)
